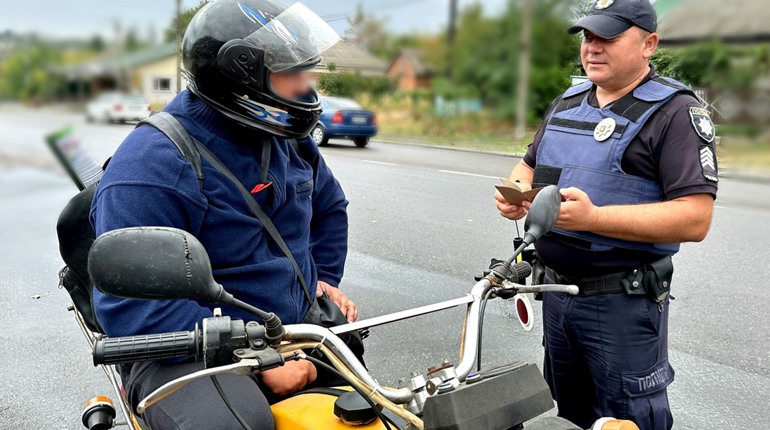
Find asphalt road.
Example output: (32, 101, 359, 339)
(0, 110, 768, 429)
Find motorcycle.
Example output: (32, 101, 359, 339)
(75, 186, 640, 430)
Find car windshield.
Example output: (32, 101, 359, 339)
(324, 98, 362, 110)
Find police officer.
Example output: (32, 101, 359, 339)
(91, 1, 354, 428)
(495, 0, 718, 429)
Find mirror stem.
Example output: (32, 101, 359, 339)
(217, 293, 286, 344)
(504, 241, 530, 267)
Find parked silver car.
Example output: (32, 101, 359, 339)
(86, 92, 151, 124)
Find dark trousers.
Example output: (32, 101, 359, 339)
(542, 292, 674, 430)
(118, 353, 349, 430)
(119, 360, 275, 430)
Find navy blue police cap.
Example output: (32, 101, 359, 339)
(568, 0, 658, 39)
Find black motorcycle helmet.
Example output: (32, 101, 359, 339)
(182, 0, 340, 138)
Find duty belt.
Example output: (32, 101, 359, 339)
(544, 267, 629, 297)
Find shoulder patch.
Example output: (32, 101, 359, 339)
(689, 107, 715, 143)
(699, 146, 718, 182)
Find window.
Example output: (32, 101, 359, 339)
(153, 78, 172, 92)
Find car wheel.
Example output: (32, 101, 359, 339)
(311, 126, 328, 146)
(354, 137, 369, 148)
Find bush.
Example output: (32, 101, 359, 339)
(317, 72, 398, 102)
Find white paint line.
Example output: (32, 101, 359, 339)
(438, 170, 498, 180)
(363, 160, 397, 166)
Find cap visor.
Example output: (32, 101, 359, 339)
(568, 14, 632, 39)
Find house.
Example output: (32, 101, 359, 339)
(313, 41, 388, 77)
(63, 40, 387, 104)
(60, 43, 184, 104)
(657, 0, 770, 46)
(655, 0, 770, 123)
(387, 48, 434, 91)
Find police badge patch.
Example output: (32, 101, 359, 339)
(689, 107, 715, 143)
(595, 0, 614, 9)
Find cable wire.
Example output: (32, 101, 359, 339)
(476, 287, 496, 372)
(210, 375, 252, 430)
(298, 355, 394, 430)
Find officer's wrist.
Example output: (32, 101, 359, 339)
(588, 206, 605, 231)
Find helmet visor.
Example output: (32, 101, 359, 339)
(242, 2, 340, 73)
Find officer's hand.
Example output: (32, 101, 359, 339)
(496, 191, 531, 221)
(261, 359, 317, 397)
(317, 281, 358, 322)
(555, 187, 599, 231)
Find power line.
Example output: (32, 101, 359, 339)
(321, 0, 433, 25)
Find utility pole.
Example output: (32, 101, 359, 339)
(447, 0, 458, 79)
(175, 0, 182, 93)
(515, 0, 533, 139)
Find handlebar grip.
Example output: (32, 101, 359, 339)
(93, 331, 199, 366)
(510, 261, 532, 283)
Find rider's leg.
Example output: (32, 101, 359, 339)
(543, 292, 602, 428)
(570, 293, 674, 430)
(119, 360, 275, 430)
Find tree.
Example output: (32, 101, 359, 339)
(430, 0, 580, 120)
(0, 44, 63, 102)
(88, 35, 105, 53)
(164, 1, 209, 43)
(344, 5, 391, 57)
(125, 27, 143, 51)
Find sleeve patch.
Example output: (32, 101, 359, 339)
(689, 107, 715, 143)
(699, 146, 719, 182)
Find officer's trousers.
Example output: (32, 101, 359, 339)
(542, 292, 674, 430)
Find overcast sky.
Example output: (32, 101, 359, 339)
(0, 0, 507, 41)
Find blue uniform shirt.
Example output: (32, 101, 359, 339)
(90, 90, 349, 337)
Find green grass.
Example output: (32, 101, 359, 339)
(718, 137, 770, 169)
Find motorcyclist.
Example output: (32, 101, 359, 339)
(89, 1, 353, 428)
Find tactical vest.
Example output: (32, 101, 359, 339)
(534, 77, 696, 255)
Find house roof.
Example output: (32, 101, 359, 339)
(387, 48, 434, 78)
(315, 41, 388, 76)
(61, 40, 387, 79)
(57, 43, 177, 78)
(658, 0, 770, 45)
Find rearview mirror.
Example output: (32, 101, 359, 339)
(88, 227, 224, 303)
(523, 185, 561, 245)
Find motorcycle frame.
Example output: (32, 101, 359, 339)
(70, 304, 142, 430)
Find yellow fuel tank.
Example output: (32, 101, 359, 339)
(271, 392, 389, 430)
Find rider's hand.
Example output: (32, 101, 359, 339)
(496, 191, 531, 221)
(317, 281, 358, 322)
(261, 359, 317, 397)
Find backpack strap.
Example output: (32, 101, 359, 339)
(139, 112, 314, 305)
(138, 113, 205, 191)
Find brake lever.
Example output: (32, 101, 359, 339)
(137, 359, 261, 413)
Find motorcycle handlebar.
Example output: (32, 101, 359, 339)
(93, 330, 200, 366)
(91, 276, 578, 406)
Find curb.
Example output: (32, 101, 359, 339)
(373, 138, 770, 184)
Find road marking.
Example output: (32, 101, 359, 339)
(363, 160, 397, 166)
(438, 170, 498, 179)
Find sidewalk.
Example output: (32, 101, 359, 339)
(376, 134, 770, 184)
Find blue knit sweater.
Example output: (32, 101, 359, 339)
(90, 90, 349, 336)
